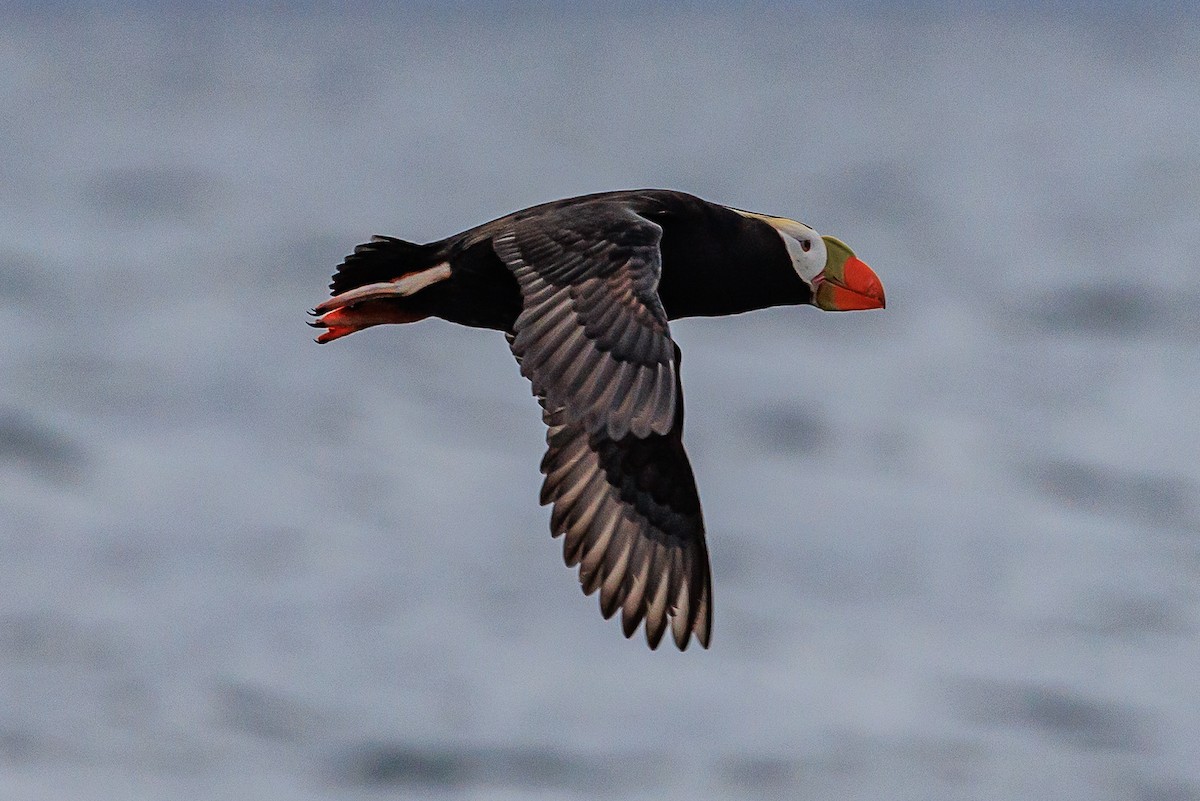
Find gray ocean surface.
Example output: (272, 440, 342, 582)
(2, 5, 1198, 800)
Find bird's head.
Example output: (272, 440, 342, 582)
(744, 213, 886, 311)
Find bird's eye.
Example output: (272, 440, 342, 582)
(800, 239, 812, 252)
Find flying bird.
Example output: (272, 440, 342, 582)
(310, 189, 884, 650)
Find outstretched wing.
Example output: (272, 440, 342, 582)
(495, 203, 712, 649)
(495, 204, 676, 441)
(538, 345, 712, 649)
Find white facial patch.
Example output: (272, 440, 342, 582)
(775, 221, 826, 285)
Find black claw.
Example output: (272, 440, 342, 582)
(306, 320, 325, 328)
(307, 308, 318, 316)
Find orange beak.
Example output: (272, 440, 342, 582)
(814, 254, 886, 311)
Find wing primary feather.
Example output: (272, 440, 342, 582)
(562, 475, 608, 566)
(578, 509, 620, 578)
(495, 203, 715, 650)
(599, 522, 636, 616)
(694, 572, 713, 648)
(644, 561, 672, 649)
(671, 577, 692, 650)
(619, 531, 652, 636)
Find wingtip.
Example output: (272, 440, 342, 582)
(695, 615, 712, 649)
(645, 621, 667, 650)
(599, 587, 621, 620)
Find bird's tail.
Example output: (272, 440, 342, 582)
(309, 236, 451, 343)
(327, 236, 441, 296)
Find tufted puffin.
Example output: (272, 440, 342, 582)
(310, 189, 884, 650)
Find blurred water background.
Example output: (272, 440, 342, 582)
(2, 3, 1199, 799)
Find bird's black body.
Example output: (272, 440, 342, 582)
(313, 189, 874, 650)
(330, 190, 812, 331)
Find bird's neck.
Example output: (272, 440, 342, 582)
(654, 202, 812, 320)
